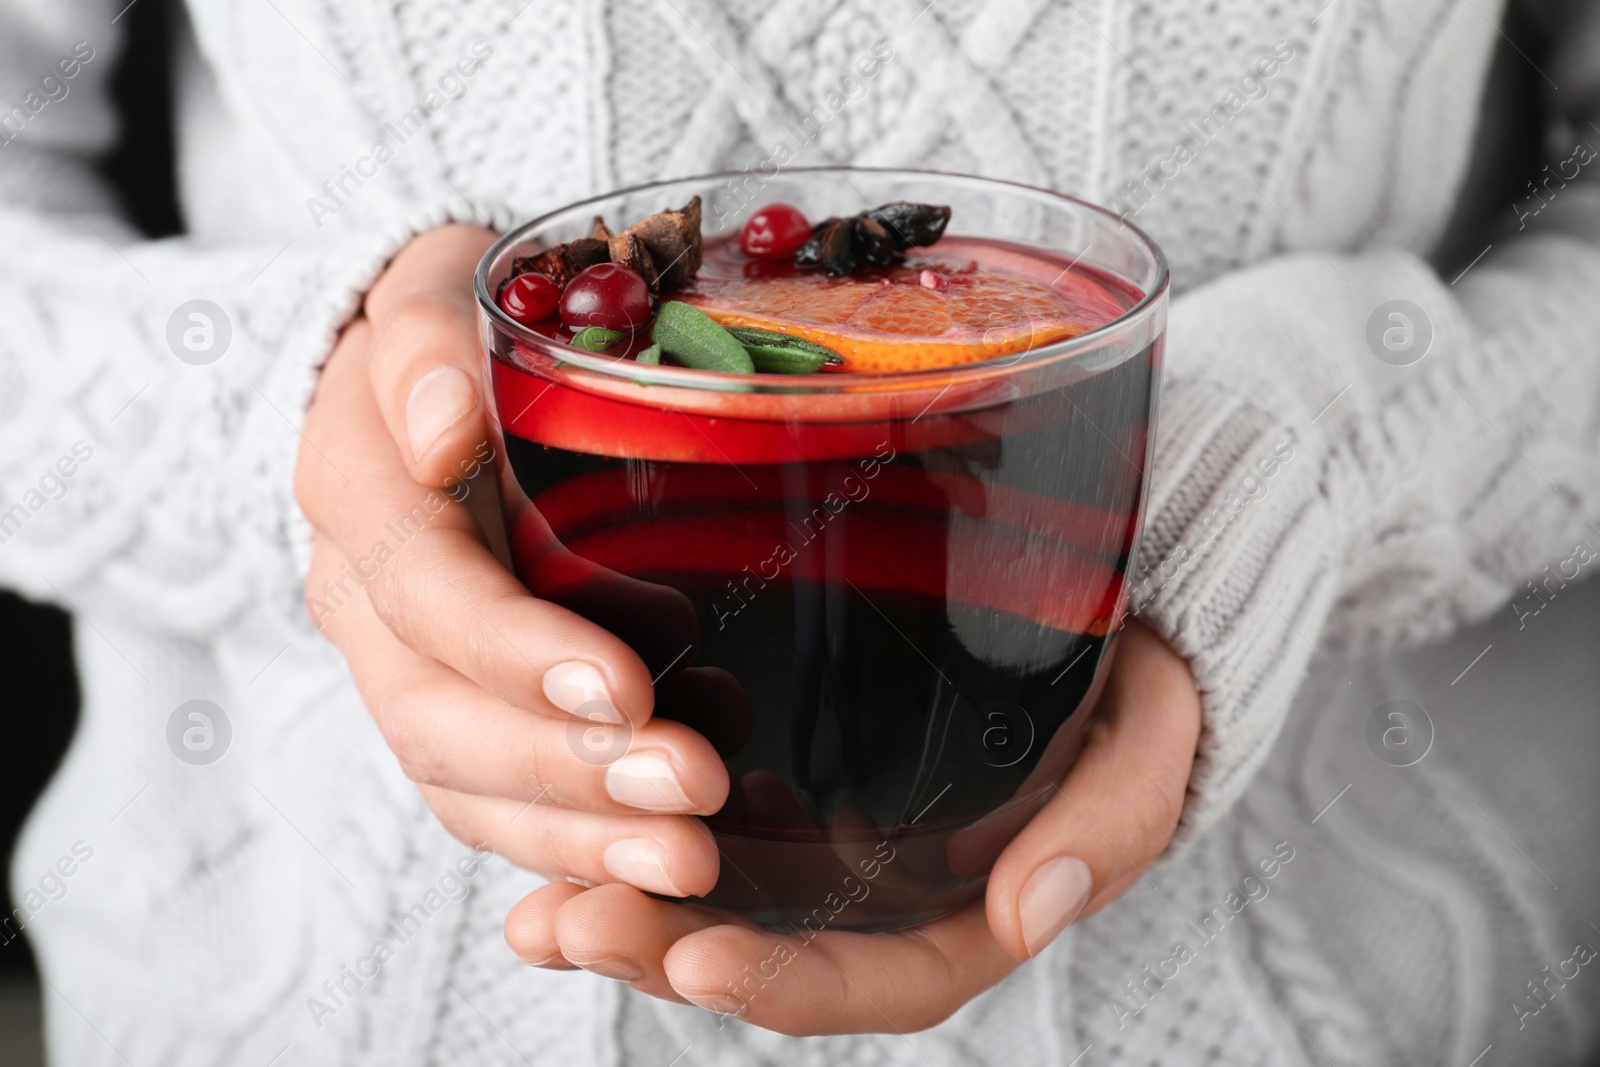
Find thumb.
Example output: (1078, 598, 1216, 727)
(363, 223, 500, 486)
(984, 622, 1201, 960)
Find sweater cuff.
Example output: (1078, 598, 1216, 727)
(281, 200, 515, 580)
(1128, 378, 1344, 843)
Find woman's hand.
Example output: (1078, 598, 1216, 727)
(503, 620, 1201, 1032)
(294, 225, 729, 900)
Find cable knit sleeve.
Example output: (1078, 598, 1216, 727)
(1140, 3, 1600, 840)
(0, 4, 475, 634)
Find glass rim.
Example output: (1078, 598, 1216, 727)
(475, 166, 1170, 394)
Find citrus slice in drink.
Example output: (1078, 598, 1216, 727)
(681, 236, 1128, 371)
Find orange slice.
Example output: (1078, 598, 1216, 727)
(680, 236, 1130, 372)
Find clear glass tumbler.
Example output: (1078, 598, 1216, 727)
(476, 168, 1168, 932)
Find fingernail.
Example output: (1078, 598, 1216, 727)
(516, 952, 566, 968)
(572, 956, 644, 983)
(684, 992, 746, 1016)
(606, 749, 693, 811)
(1018, 856, 1093, 957)
(603, 837, 684, 897)
(543, 661, 623, 722)
(406, 366, 477, 462)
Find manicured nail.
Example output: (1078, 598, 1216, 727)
(516, 951, 566, 968)
(606, 749, 692, 811)
(543, 661, 623, 722)
(603, 837, 684, 896)
(1018, 855, 1093, 957)
(406, 366, 477, 462)
(572, 956, 643, 983)
(684, 992, 746, 1017)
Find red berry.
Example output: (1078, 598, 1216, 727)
(500, 272, 561, 325)
(740, 203, 812, 260)
(560, 263, 652, 333)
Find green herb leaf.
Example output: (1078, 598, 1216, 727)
(651, 302, 754, 373)
(724, 326, 843, 364)
(635, 343, 662, 365)
(570, 327, 622, 353)
(742, 344, 836, 374)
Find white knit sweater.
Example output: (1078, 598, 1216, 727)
(4, 0, 1599, 1063)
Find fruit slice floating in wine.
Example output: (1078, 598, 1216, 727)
(681, 237, 1129, 371)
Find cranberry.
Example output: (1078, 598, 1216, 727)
(559, 263, 652, 333)
(500, 272, 562, 325)
(740, 203, 812, 260)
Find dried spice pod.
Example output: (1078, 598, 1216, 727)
(514, 198, 706, 299)
(622, 195, 703, 290)
(795, 217, 861, 276)
(509, 253, 546, 283)
(855, 216, 898, 267)
(608, 231, 661, 294)
(518, 238, 611, 289)
(515, 248, 574, 288)
(792, 202, 952, 275)
(865, 202, 952, 250)
(568, 237, 611, 271)
(679, 195, 704, 269)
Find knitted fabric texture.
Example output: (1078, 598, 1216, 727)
(3, 0, 1599, 1063)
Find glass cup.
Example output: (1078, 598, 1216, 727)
(476, 168, 1168, 932)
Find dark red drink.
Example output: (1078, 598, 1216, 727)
(478, 170, 1168, 931)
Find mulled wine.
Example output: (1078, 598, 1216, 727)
(477, 169, 1168, 931)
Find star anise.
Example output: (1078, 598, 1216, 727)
(512, 237, 609, 290)
(617, 195, 703, 290)
(607, 231, 660, 292)
(519, 197, 704, 296)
